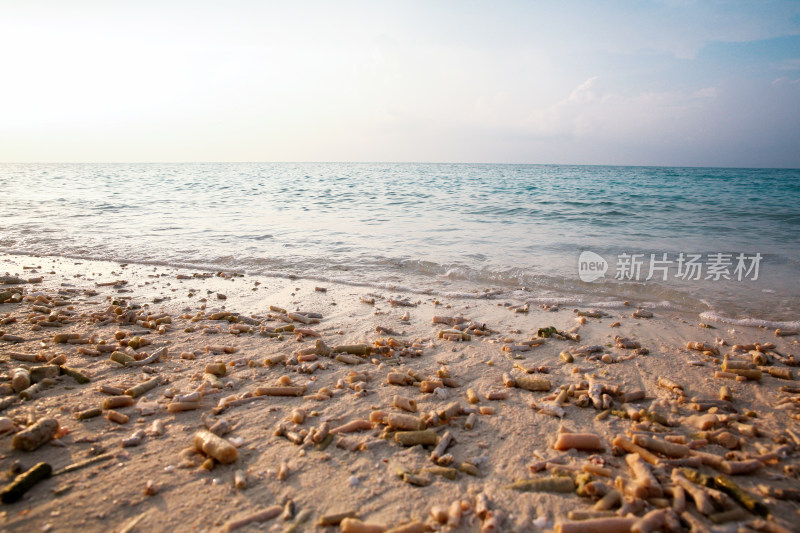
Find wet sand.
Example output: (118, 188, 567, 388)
(0, 254, 798, 533)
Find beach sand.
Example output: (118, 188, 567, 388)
(0, 254, 798, 532)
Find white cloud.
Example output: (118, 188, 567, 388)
(568, 77, 602, 104)
(773, 77, 800, 88)
(694, 87, 718, 99)
(523, 77, 722, 146)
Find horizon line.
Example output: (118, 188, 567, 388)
(1, 161, 798, 171)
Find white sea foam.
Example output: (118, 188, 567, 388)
(699, 311, 800, 330)
(0, 248, 708, 310)
(520, 297, 676, 309)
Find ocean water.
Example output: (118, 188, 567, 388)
(1, 163, 798, 323)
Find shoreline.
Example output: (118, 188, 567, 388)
(3, 250, 798, 327)
(0, 254, 799, 532)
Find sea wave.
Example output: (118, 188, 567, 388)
(2, 162, 798, 322)
(698, 311, 800, 330)
(0, 247, 702, 312)
(4, 247, 798, 327)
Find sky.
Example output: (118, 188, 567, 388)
(1, 1, 799, 167)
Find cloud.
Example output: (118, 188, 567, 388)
(510, 72, 800, 166)
(773, 77, 800, 88)
(590, 0, 800, 59)
(568, 77, 602, 104)
(693, 87, 718, 99)
(523, 76, 725, 142)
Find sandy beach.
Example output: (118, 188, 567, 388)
(1, 253, 799, 533)
(3, 0, 800, 531)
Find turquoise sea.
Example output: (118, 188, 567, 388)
(1, 163, 798, 323)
